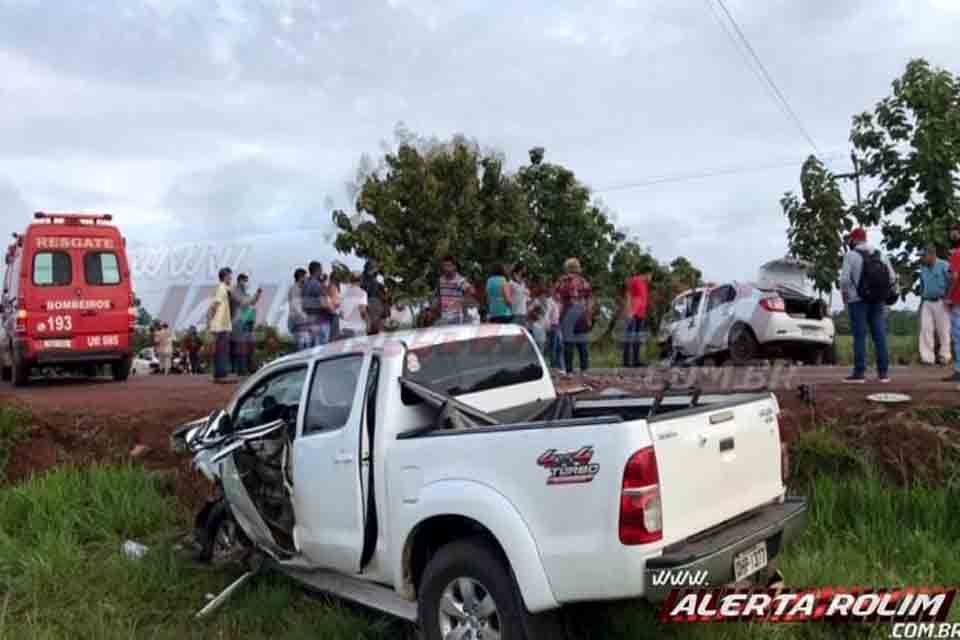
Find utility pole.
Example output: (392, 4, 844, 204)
(834, 151, 862, 208)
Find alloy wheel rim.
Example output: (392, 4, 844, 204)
(438, 576, 501, 640)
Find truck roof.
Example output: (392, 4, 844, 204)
(269, 324, 530, 367)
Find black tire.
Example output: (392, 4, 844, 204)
(824, 343, 838, 366)
(1, 364, 10, 382)
(11, 355, 29, 387)
(112, 357, 132, 382)
(802, 347, 825, 366)
(193, 500, 249, 564)
(419, 537, 547, 640)
(728, 324, 759, 365)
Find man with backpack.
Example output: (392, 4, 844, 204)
(839, 228, 897, 383)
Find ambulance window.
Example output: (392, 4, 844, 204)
(33, 252, 72, 286)
(84, 252, 121, 285)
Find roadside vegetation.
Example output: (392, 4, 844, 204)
(1, 403, 957, 639)
(0, 405, 30, 478)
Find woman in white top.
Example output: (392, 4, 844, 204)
(510, 262, 530, 324)
(338, 272, 369, 338)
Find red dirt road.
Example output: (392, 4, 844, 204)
(1, 366, 957, 496)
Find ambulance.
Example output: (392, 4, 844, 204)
(1, 212, 136, 386)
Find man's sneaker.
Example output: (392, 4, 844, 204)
(942, 372, 960, 383)
(877, 375, 891, 384)
(843, 374, 866, 384)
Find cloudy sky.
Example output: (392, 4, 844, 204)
(1, 0, 958, 322)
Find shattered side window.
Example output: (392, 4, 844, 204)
(401, 335, 543, 405)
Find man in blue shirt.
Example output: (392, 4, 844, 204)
(918, 246, 953, 366)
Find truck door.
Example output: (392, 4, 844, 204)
(76, 244, 130, 351)
(27, 243, 77, 347)
(292, 353, 371, 572)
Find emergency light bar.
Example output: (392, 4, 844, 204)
(34, 211, 113, 225)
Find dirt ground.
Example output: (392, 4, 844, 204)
(1, 365, 958, 507)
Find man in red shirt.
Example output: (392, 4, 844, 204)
(945, 224, 960, 382)
(623, 273, 649, 367)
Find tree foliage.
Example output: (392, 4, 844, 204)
(851, 58, 960, 292)
(334, 129, 705, 324)
(781, 156, 855, 297)
(333, 135, 530, 297)
(516, 148, 623, 289)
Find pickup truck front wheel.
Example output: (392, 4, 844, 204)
(419, 538, 536, 640)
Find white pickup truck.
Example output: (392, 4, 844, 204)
(173, 325, 806, 640)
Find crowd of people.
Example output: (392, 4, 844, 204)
(841, 224, 960, 384)
(194, 224, 960, 385)
(220, 253, 652, 379)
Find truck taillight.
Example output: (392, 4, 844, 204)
(759, 296, 785, 313)
(619, 447, 662, 545)
(15, 309, 27, 335)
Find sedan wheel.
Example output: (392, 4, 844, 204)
(438, 577, 501, 640)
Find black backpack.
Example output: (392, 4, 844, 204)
(855, 249, 896, 305)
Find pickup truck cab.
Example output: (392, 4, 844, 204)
(175, 325, 806, 639)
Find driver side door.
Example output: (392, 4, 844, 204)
(219, 365, 308, 555)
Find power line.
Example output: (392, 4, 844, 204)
(594, 150, 845, 193)
(707, 0, 821, 155)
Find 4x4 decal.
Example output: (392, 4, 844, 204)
(537, 446, 599, 485)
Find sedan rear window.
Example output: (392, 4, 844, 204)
(84, 252, 121, 285)
(32, 252, 72, 286)
(402, 335, 543, 404)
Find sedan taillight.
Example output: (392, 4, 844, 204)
(760, 296, 785, 313)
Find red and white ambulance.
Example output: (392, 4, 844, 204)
(1, 212, 136, 386)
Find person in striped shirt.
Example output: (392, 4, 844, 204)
(432, 255, 472, 325)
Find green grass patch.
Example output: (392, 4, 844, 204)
(0, 405, 30, 478)
(0, 465, 406, 639)
(2, 451, 956, 638)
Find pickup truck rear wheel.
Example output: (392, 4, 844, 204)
(419, 538, 530, 640)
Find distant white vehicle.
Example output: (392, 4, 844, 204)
(131, 348, 160, 376)
(659, 258, 836, 365)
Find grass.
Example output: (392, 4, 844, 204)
(587, 335, 921, 369)
(0, 465, 406, 639)
(1, 416, 956, 638)
(0, 405, 30, 478)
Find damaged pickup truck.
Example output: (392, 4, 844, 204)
(173, 325, 806, 640)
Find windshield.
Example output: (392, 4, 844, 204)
(402, 335, 543, 404)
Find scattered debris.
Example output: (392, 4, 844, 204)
(129, 444, 151, 459)
(121, 540, 148, 560)
(866, 393, 912, 405)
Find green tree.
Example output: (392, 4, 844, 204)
(333, 135, 530, 299)
(780, 155, 855, 297)
(668, 257, 703, 294)
(851, 58, 960, 293)
(516, 148, 623, 289)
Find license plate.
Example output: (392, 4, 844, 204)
(733, 541, 768, 582)
(801, 327, 821, 337)
(43, 339, 72, 349)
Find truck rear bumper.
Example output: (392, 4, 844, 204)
(644, 497, 807, 602)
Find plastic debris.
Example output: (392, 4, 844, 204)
(121, 540, 148, 559)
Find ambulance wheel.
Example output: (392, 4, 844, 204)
(1, 364, 10, 382)
(112, 357, 132, 382)
(11, 356, 29, 387)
